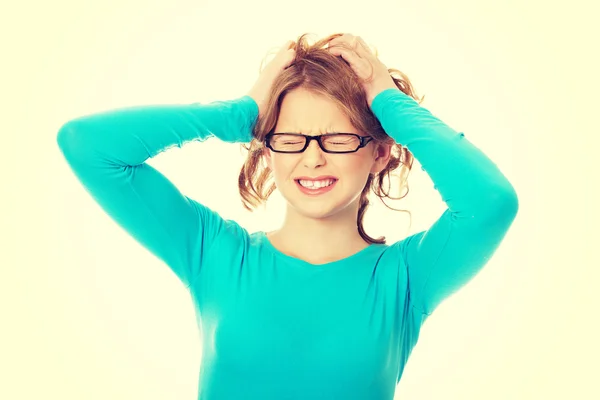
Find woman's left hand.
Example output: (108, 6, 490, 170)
(327, 33, 398, 107)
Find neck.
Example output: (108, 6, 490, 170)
(268, 202, 371, 263)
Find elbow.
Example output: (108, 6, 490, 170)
(484, 184, 520, 223)
(56, 121, 81, 159)
(56, 121, 74, 150)
(499, 183, 519, 217)
(56, 119, 93, 163)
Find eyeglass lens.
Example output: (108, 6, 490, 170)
(269, 134, 360, 152)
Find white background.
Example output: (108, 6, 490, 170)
(2, 0, 598, 399)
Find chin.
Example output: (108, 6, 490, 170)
(293, 205, 339, 220)
(287, 195, 357, 221)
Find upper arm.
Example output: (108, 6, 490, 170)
(57, 124, 221, 288)
(398, 192, 519, 316)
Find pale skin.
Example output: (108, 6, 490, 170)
(250, 34, 399, 264)
(263, 88, 392, 264)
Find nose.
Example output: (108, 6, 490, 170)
(302, 138, 326, 168)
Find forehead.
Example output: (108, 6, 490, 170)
(275, 88, 355, 133)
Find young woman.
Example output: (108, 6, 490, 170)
(57, 33, 519, 399)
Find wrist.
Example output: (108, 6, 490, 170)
(367, 79, 398, 107)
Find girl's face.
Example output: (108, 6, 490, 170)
(263, 88, 391, 221)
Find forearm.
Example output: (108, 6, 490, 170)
(57, 96, 259, 166)
(371, 88, 518, 220)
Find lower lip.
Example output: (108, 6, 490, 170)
(295, 179, 338, 196)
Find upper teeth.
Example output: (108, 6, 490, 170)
(299, 179, 335, 189)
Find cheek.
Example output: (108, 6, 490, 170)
(338, 157, 375, 193)
(269, 156, 296, 182)
(337, 155, 372, 176)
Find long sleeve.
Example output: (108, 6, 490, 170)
(56, 95, 259, 288)
(370, 88, 519, 316)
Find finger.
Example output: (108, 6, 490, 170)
(283, 47, 296, 69)
(282, 40, 295, 51)
(328, 41, 363, 60)
(355, 36, 374, 57)
(342, 35, 373, 60)
(328, 46, 370, 77)
(328, 35, 353, 51)
(328, 44, 358, 61)
(329, 34, 372, 59)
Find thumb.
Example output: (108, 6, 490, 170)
(282, 40, 296, 69)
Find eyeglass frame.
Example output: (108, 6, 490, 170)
(264, 132, 375, 154)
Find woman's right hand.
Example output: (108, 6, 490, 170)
(247, 40, 296, 120)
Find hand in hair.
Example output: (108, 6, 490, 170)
(247, 40, 296, 119)
(327, 33, 398, 107)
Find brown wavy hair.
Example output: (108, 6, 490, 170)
(239, 32, 424, 244)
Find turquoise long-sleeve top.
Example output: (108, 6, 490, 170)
(57, 88, 518, 400)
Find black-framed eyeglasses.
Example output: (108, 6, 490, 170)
(265, 133, 374, 154)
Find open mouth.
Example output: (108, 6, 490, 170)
(294, 178, 338, 195)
